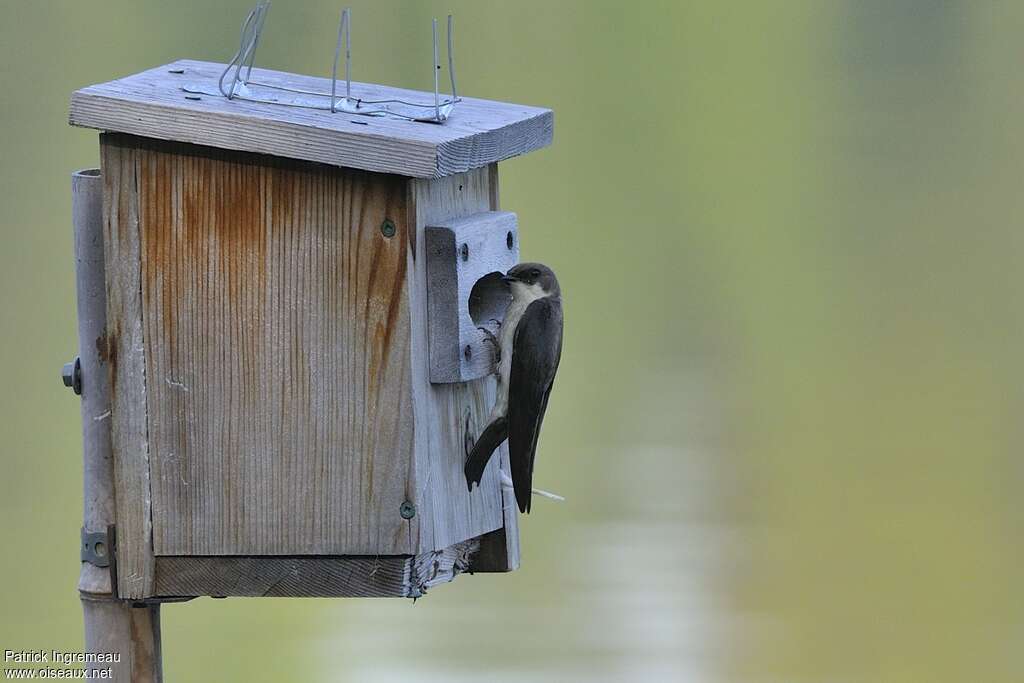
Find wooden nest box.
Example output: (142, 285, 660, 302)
(69, 60, 553, 600)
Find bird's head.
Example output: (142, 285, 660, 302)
(503, 262, 560, 299)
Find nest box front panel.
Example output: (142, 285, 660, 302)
(111, 136, 415, 557)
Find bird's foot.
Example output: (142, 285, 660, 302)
(478, 326, 501, 367)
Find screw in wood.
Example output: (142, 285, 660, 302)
(400, 501, 416, 519)
(460, 243, 469, 261)
(381, 218, 396, 238)
(463, 345, 472, 360)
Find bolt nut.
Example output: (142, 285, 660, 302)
(399, 501, 416, 519)
(381, 219, 397, 238)
(62, 357, 82, 395)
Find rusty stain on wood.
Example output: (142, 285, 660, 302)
(122, 135, 414, 556)
(101, 135, 517, 595)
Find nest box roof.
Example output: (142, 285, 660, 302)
(69, 60, 553, 178)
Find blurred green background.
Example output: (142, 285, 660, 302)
(2, 0, 1022, 680)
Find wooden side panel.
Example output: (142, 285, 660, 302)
(100, 136, 156, 599)
(407, 166, 509, 553)
(131, 136, 414, 556)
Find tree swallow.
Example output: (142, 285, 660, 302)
(465, 262, 563, 513)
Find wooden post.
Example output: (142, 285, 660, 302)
(72, 168, 163, 682)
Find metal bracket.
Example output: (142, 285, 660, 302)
(81, 526, 113, 568)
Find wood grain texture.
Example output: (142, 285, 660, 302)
(70, 60, 553, 179)
(497, 443, 522, 570)
(80, 598, 162, 682)
(130, 135, 415, 556)
(425, 211, 519, 383)
(470, 445, 522, 572)
(407, 167, 509, 553)
(152, 539, 479, 598)
(154, 556, 409, 598)
(101, 137, 156, 600)
(485, 165, 520, 571)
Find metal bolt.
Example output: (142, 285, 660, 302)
(62, 357, 82, 396)
(460, 243, 469, 261)
(381, 219, 396, 238)
(399, 501, 416, 519)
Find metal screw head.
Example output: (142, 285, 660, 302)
(463, 345, 472, 360)
(399, 501, 416, 519)
(381, 219, 397, 238)
(62, 357, 82, 395)
(460, 243, 469, 261)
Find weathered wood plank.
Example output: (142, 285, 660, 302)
(70, 60, 553, 179)
(154, 556, 409, 598)
(497, 444, 522, 570)
(467, 167, 519, 572)
(152, 539, 479, 598)
(486, 166, 520, 571)
(80, 598, 161, 682)
(76, 166, 164, 681)
(131, 135, 414, 556)
(470, 445, 521, 572)
(407, 167, 509, 554)
(101, 136, 156, 600)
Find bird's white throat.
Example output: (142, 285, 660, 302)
(489, 281, 551, 419)
(509, 280, 549, 302)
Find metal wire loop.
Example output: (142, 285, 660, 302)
(213, 4, 461, 123)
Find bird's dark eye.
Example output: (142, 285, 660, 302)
(531, 269, 540, 278)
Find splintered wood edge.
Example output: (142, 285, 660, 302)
(150, 539, 480, 599)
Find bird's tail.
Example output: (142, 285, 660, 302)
(464, 417, 508, 490)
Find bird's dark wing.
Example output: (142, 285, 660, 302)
(508, 297, 563, 513)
